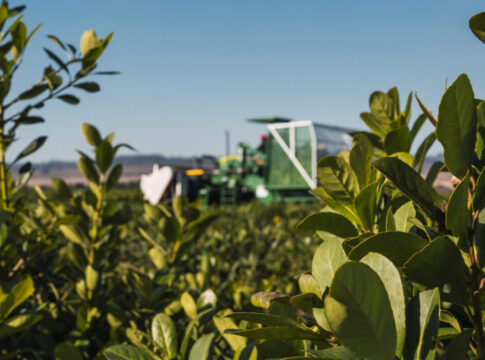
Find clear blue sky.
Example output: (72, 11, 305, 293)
(7, 0, 485, 162)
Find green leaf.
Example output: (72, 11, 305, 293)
(414, 132, 436, 174)
(317, 156, 359, 205)
(436, 74, 476, 178)
(309, 187, 360, 224)
(404, 236, 469, 304)
(324, 262, 396, 360)
(446, 173, 470, 237)
(385, 126, 412, 154)
(475, 101, 485, 168)
(307, 347, 362, 360)
(59, 224, 88, 247)
(81, 122, 102, 146)
(15, 116, 44, 125)
(96, 140, 114, 173)
(57, 94, 80, 105)
(403, 289, 440, 360)
(445, 329, 472, 360)
(250, 291, 289, 309)
(234, 344, 258, 360)
(350, 134, 373, 188)
(85, 264, 99, 291)
(349, 231, 427, 267)
(393, 201, 415, 232)
(373, 157, 443, 217)
(18, 83, 48, 100)
(78, 157, 99, 184)
(44, 47, 69, 74)
(227, 312, 298, 327)
(47, 34, 66, 51)
(180, 292, 197, 320)
(188, 333, 215, 360)
(104, 344, 154, 360)
(312, 237, 347, 295)
(74, 82, 100, 92)
(361, 253, 405, 358)
(106, 164, 123, 190)
(54, 342, 82, 360)
(214, 311, 247, 351)
(298, 274, 321, 298)
(296, 212, 358, 238)
(227, 325, 322, 340)
(14, 136, 47, 163)
(475, 167, 485, 213)
(470, 12, 485, 44)
(151, 313, 178, 359)
(80, 29, 98, 56)
(52, 178, 71, 198)
(125, 328, 163, 359)
(0, 276, 34, 320)
(0, 313, 41, 339)
(355, 181, 380, 231)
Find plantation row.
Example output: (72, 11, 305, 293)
(3, 2, 485, 359)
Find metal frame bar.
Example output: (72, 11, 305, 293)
(267, 121, 317, 189)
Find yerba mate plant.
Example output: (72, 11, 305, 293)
(225, 13, 485, 360)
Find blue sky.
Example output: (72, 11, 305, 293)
(7, 0, 485, 161)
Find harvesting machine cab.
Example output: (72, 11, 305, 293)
(140, 117, 354, 205)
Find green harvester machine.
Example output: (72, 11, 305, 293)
(179, 117, 354, 205)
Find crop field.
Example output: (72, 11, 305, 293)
(4, 2, 485, 360)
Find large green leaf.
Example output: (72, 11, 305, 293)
(385, 126, 411, 154)
(373, 157, 443, 217)
(96, 140, 115, 173)
(470, 12, 485, 44)
(317, 156, 359, 205)
(436, 74, 476, 178)
(310, 187, 360, 224)
(188, 333, 215, 360)
(403, 236, 469, 305)
(0, 276, 34, 320)
(312, 237, 347, 294)
(151, 313, 178, 359)
(104, 344, 154, 360)
(77, 157, 99, 184)
(403, 289, 440, 360)
(180, 292, 197, 320)
(361, 253, 405, 358)
(214, 311, 246, 351)
(354, 181, 380, 231)
(324, 262, 396, 360)
(349, 231, 428, 267)
(296, 212, 358, 238)
(350, 134, 373, 188)
(446, 173, 470, 237)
